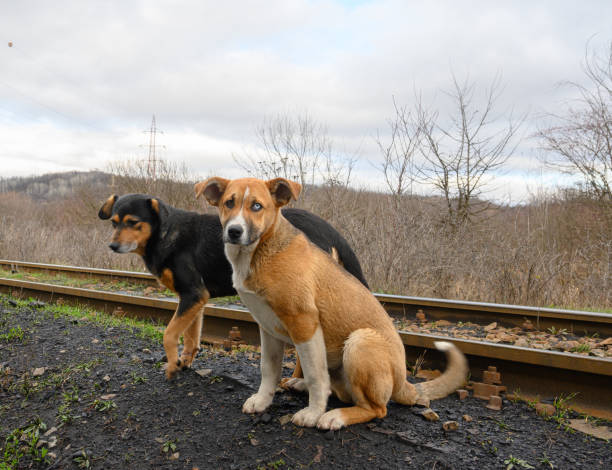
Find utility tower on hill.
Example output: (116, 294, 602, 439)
(142, 115, 165, 180)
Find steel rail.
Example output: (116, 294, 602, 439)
(2, 259, 611, 335)
(1, 276, 611, 418)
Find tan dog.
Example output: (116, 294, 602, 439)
(198, 176, 468, 429)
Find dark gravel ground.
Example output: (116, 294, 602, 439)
(0, 297, 610, 470)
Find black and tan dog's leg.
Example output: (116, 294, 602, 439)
(163, 296, 207, 379)
(179, 291, 208, 368)
(179, 305, 205, 368)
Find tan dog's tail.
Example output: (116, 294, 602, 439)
(395, 341, 468, 407)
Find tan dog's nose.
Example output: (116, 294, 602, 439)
(227, 225, 244, 243)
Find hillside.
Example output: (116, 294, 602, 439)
(0, 171, 110, 201)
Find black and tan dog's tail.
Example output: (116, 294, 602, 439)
(394, 341, 468, 407)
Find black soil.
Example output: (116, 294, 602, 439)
(1, 298, 610, 470)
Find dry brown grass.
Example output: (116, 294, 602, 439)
(0, 174, 610, 311)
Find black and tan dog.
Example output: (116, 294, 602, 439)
(98, 193, 368, 379)
(199, 176, 468, 429)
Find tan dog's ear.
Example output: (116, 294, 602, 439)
(267, 178, 301, 207)
(194, 181, 207, 199)
(195, 177, 230, 206)
(98, 195, 118, 219)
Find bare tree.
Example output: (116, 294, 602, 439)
(234, 112, 332, 192)
(416, 74, 523, 225)
(537, 40, 612, 201)
(375, 97, 422, 201)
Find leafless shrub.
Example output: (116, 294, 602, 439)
(233, 111, 359, 198)
(415, 74, 524, 226)
(537, 40, 612, 201)
(375, 97, 422, 201)
(0, 164, 609, 311)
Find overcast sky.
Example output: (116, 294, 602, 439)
(1, 1, 611, 202)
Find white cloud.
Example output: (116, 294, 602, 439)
(0, 0, 610, 200)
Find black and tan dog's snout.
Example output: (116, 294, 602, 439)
(108, 241, 120, 252)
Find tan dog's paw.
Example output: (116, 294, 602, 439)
(242, 393, 273, 414)
(291, 407, 325, 427)
(164, 360, 181, 380)
(317, 409, 346, 430)
(280, 377, 307, 392)
(415, 397, 430, 407)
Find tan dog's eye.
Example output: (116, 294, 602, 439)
(126, 219, 137, 227)
(225, 198, 235, 209)
(251, 202, 262, 212)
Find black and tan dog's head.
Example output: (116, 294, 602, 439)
(195, 177, 301, 246)
(98, 194, 162, 255)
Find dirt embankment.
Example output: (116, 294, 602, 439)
(1, 298, 610, 469)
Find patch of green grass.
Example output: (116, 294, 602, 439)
(62, 385, 79, 403)
(546, 326, 568, 336)
(1, 418, 50, 469)
(481, 439, 497, 455)
(46, 302, 164, 343)
(57, 402, 75, 426)
(494, 419, 508, 430)
(73, 450, 91, 469)
(257, 459, 286, 470)
(92, 399, 117, 412)
(549, 392, 578, 431)
(504, 455, 535, 469)
(540, 454, 555, 469)
(570, 343, 591, 353)
(0, 269, 154, 294)
(130, 372, 147, 384)
(0, 325, 25, 342)
(161, 439, 177, 454)
(547, 303, 612, 315)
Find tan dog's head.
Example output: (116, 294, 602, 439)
(195, 177, 301, 246)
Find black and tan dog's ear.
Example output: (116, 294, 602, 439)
(267, 178, 302, 207)
(98, 195, 118, 219)
(147, 198, 160, 214)
(195, 177, 229, 206)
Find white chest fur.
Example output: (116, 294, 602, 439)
(225, 244, 253, 293)
(238, 289, 292, 343)
(225, 243, 292, 344)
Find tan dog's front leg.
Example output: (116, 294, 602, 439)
(291, 327, 331, 427)
(243, 328, 284, 413)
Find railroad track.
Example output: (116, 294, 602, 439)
(1, 259, 611, 418)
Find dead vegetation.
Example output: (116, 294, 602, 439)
(0, 169, 610, 311)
